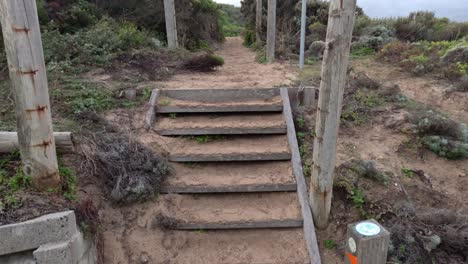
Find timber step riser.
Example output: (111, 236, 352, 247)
(160, 184, 297, 194)
(157, 106, 283, 113)
(155, 127, 287, 136)
(175, 219, 304, 230)
(169, 153, 291, 162)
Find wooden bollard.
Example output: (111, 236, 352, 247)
(345, 219, 390, 264)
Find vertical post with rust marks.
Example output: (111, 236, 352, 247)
(266, 0, 276, 63)
(255, 0, 263, 47)
(164, 0, 178, 49)
(310, 0, 357, 229)
(0, 0, 60, 190)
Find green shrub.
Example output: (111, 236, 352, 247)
(423, 136, 468, 160)
(117, 22, 150, 49)
(41, 17, 152, 74)
(59, 0, 101, 33)
(36, 0, 49, 25)
(378, 40, 468, 81)
(243, 29, 256, 47)
(456, 76, 468, 92)
(308, 22, 327, 41)
(59, 163, 77, 201)
(218, 8, 244, 37)
(351, 46, 376, 58)
(193, 0, 219, 13)
(394, 12, 467, 42)
(183, 54, 225, 71)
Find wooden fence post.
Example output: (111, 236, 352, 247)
(299, 0, 307, 69)
(266, 0, 276, 63)
(309, 0, 357, 229)
(255, 0, 262, 47)
(164, 0, 178, 49)
(0, 0, 60, 190)
(345, 220, 390, 264)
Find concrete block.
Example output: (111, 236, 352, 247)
(34, 232, 95, 264)
(0, 211, 77, 255)
(0, 251, 36, 264)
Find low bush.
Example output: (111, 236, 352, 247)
(409, 110, 468, 159)
(378, 40, 468, 81)
(183, 54, 225, 72)
(394, 11, 468, 42)
(456, 76, 468, 92)
(243, 29, 256, 47)
(423, 136, 468, 160)
(308, 22, 327, 42)
(41, 17, 153, 75)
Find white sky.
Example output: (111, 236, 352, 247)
(214, 0, 241, 6)
(213, 0, 468, 21)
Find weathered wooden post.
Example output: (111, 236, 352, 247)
(310, 0, 357, 229)
(255, 0, 262, 47)
(299, 0, 307, 69)
(0, 0, 60, 190)
(345, 220, 390, 264)
(163, 0, 178, 49)
(266, 0, 276, 63)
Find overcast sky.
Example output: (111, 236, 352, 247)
(214, 0, 468, 22)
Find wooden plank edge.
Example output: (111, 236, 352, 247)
(161, 87, 281, 102)
(160, 183, 297, 194)
(176, 219, 303, 230)
(157, 105, 283, 113)
(168, 153, 292, 162)
(281, 88, 322, 264)
(144, 89, 160, 130)
(155, 127, 287, 136)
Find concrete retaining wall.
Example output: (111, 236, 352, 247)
(0, 211, 96, 264)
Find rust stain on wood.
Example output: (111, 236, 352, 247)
(19, 69, 38, 75)
(33, 139, 52, 149)
(322, 190, 328, 200)
(25, 105, 48, 114)
(12, 27, 31, 33)
(33, 138, 53, 157)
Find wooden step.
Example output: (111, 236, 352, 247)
(158, 192, 303, 230)
(157, 88, 282, 113)
(161, 161, 296, 193)
(127, 228, 310, 264)
(154, 113, 286, 135)
(168, 135, 291, 162)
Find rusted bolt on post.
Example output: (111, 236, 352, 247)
(345, 219, 390, 264)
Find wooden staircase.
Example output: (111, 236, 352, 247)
(147, 88, 321, 264)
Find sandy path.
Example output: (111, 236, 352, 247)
(160, 37, 296, 89)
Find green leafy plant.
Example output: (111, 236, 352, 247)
(324, 240, 335, 250)
(299, 143, 308, 160)
(296, 116, 305, 128)
(191, 135, 225, 144)
(169, 113, 177, 119)
(351, 46, 375, 58)
(7, 168, 32, 192)
(303, 161, 312, 177)
(296, 132, 306, 142)
(59, 163, 77, 201)
(401, 166, 414, 178)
